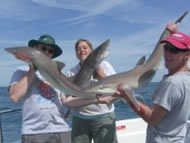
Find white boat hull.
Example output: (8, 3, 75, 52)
(116, 118, 190, 143)
(116, 118, 147, 143)
(10, 118, 190, 143)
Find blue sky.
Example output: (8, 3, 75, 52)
(0, 0, 190, 86)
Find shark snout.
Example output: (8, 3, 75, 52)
(5, 48, 17, 54)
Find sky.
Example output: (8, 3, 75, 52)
(0, 0, 190, 86)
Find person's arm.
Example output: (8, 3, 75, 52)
(61, 95, 97, 108)
(9, 66, 35, 102)
(61, 94, 119, 108)
(94, 66, 107, 80)
(114, 84, 168, 125)
(133, 102, 168, 125)
(132, 23, 176, 124)
(94, 61, 116, 80)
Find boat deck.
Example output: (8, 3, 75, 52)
(0, 109, 190, 143)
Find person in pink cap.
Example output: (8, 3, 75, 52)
(114, 23, 190, 143)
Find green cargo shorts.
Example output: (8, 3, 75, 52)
(71, 112, 118, 143)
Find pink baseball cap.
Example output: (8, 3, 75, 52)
(160, 32, 190, 50)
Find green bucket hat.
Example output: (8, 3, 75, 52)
(28, 34, 62, 58)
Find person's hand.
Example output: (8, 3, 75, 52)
(112, 83, 135, 104)
(96, 94, 119, 104)
(114, 83, 142, 112)
(96, 66, 104, 75)
(113, 83, 127, 98)
(29, 63, 37, 73)
(166, 22, 178, 33)
(15, 52, 31, 63)
(93, 66, 106, 80)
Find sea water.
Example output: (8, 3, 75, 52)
(0, 82, 158, 143)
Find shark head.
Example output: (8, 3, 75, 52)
(99, 39, 109, 59)
(5, 47, 41, 63)
(88, 39, 110, 64)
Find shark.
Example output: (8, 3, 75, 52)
(5, 47, 87, 96)
(5, 11, 188, 102)
(5, 39, 110, 118)
(81, 11, 188, 108)
(5, 39, 109, 97)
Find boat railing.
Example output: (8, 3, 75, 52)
(0, 108, 21, 143)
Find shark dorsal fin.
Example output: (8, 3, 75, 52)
(55, 61, 65, 71)
(136, 56, 146, 66)
(139, 70, 156, 87)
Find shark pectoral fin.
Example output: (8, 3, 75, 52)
(124, 88, 139, 110)
(139, 70, 156, 87)
(136, 56, 146, 66)
(55, 61, 65, 71)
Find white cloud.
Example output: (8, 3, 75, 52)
(113, 2, 168, 24)
(109, 25, 162, 57)
(36, 0, 131, 25)
(32, 0, 129, 12)
(0, 0, 52, 21)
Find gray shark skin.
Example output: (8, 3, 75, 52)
(73, 39, 109, 87)
(5, 39, 110, 97)
(83, 11, 188, 97)
(5, 47, 90, 97)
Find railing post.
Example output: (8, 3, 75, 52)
(0, 108, 21, 143)
(0, 115, 3, 143)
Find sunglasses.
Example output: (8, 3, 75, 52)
(164, 44, 189, 54)
(39, 46, 54, 54)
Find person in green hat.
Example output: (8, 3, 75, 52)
(8, 34, 71, 143)
(28, 34, 62, 59)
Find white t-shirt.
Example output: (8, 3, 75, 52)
(9, 66, 70, 135)
(146, 72, 190, 143)
(66, 61, 116, 119)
